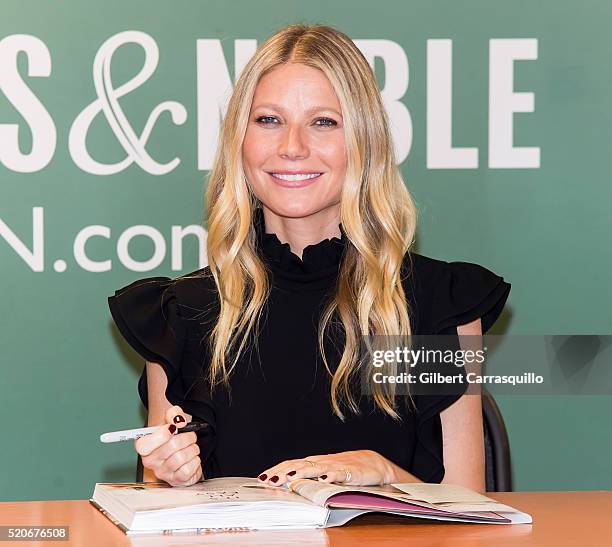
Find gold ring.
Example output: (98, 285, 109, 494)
(304, 459, 317, 467)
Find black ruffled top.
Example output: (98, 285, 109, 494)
(254, 206, 348, 291)
(108, 209, 511, 483)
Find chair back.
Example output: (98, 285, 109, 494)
(483, 391, 513, 491)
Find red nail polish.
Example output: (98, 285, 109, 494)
(320, 475, 327, 480)
(270, 476, 279, 483)
(168, 424, 177, 434)
(258, 474, 267, 481)
(287, 470, 296, 476)
(173, 415, 185, 424)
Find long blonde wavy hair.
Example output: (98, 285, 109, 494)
(202, 23, 417, 419)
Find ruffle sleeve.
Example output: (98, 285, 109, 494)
(107, 277, 217, 467)
(430, 260, 511, 335)
(406, 253, 511, 482)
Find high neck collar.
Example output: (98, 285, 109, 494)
(253, 207, 348, 291)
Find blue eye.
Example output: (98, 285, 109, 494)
(256, 116, 277, 124)
(315, 118, 337, 127)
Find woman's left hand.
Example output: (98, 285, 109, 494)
(257, 450, 420, 487)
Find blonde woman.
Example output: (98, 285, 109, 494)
(108, 24, 510, 493)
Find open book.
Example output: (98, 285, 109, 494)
(90, 477, 532, 535)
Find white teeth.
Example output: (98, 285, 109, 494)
(271, 173, 322, 181)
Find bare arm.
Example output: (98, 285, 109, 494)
(142, 361, 174, 481)
(387, 318, 486, 489)
(145, 360, 174, 426)
(439, 318, 486, 492)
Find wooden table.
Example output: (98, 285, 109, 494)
(0, 491, 610, 546)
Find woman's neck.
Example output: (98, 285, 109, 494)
(260, 205, 342, 260)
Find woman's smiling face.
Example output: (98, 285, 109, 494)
(242, 62, 346, 219)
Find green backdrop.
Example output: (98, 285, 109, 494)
(1, 0, 610, 501)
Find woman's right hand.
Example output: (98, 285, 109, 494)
(134, 405, 203, 487)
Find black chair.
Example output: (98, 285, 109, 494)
(136, 444, 144, 482)
(136, 421, 145, 482)
(483, 390, 513, 491)
(136, 393, 513, 490)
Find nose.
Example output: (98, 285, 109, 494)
(278, 124, 309, 160)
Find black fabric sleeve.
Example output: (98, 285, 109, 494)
(431, 261, 511, 335)
(107, 277, 216, 468)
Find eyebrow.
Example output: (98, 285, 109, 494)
(252, 103, 342, 118)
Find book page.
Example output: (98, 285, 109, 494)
(285, 479, 517, 514)
(390, 483, 520, 512)
(286, 479, 351, 506)
(390, 483, 494, 504)
(95, 478, 316, 512)
(286, 479, 431, 507)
